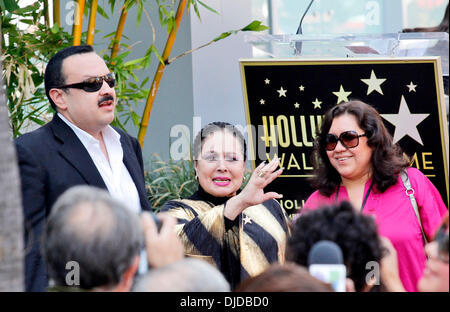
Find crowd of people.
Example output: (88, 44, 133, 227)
(12, 45, 449, 293)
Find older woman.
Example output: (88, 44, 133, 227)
(303, 100, 447, 292)
(161, 122, 290, 289)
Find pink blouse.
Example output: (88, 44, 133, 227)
(303, 167, 447, 292)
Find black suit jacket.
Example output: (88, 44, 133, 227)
(14, 114, 151, 291)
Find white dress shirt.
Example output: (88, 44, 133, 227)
(58, 113, 142, 214)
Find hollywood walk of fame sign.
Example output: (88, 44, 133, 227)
(239, 57, 448, 215)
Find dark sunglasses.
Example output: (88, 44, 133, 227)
(325, 130, 367, 151)
(434, 225, 449, 263)
(55, 72, 115, 92)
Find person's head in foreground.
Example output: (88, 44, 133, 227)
(418, 214, 449, 292)
(132, 258, 230, 292)
(234, 262, 334, 292)
(43, 185, 142, 291)
(287, 201, 383, 292)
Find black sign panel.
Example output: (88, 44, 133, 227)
(240, 58, 449, 215)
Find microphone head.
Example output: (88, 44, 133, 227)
(307, 240, 344, 266)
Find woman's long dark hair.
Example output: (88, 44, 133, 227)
(310, 100, 410, 197)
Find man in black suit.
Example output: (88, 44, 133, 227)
(15, 45, 151, 291)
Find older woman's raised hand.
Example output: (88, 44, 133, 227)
(224, 157, 284, 220)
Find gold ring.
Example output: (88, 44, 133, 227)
(258, 170, 266, 178)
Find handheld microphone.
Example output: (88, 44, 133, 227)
(308, 240, 347, 292)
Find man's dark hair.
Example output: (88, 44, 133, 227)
(44, 45, 94, 111)
(310, 100, 409, 197)
(193, 121, 247, 161)
(287, 201, 383, 292)
(43, 186, 143, 290)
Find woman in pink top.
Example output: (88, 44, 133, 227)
(303, 100, 447, 292)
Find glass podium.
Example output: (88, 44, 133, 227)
(245, 32, 449, 76)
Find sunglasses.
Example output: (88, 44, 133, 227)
(325, 131, 367, 151)
(55, 72, 115, 92)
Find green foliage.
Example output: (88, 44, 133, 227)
(213, 20, 270, 42)
(156, 0, 176, 34)
(145, 153, 197, 212)
(1, 3, 72, 137)
(188, 0, 219, 21)
(0, 0, 19, 12)
(103, 45, 152, 131)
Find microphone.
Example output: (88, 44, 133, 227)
(294, 0, 315, 55)
(308, 240, 347, 292)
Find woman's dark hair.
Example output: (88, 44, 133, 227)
(286, 201, 384, 292)
(193, 121, 247, 161)
(310, 100, 409, 196)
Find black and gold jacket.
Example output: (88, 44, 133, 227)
(161, 186, 291, 289)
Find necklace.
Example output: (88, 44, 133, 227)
(335, 180, 375, 212)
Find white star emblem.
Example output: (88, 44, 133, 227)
(264, 78, 270, 84)
(243, 215, 252, 225)
(332, 85, 352, 104)
(312, 98, 322, 109)
(277, 87, 287, 97)
(259, 99, 265, 105)
(294, 102, 300, 108)
(381, 96, 429, 145)
(406, 81, 417, 92)
(299, 85, 305, 91)
(361, 70, 386, 95)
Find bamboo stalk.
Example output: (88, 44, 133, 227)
(167, 40, 211, 65)
(86, 0, 98, 45)
(110, 5, 128, 64)
(53, 0, 60, 27)
(72, 0, 85, 46)
(43, 0, 50, 28)
(137, 0, 188, 147)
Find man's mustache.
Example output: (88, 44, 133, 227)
(98, 95, 115, 106)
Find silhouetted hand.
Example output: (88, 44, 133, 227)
(141, 212, 184, 268)
(379, 236, 406, 292)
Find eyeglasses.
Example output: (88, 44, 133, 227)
(434, 225, 449, 264)
(201, 153, 244, 162)
(55, 72, 115, 92)
(325, 131, 367, 151)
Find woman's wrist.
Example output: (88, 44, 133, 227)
(223, 194, 247, 221)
